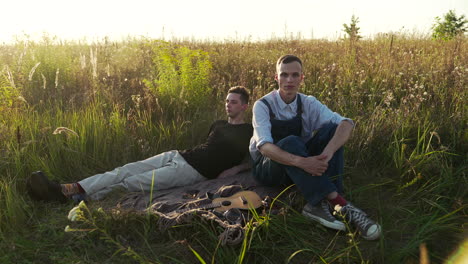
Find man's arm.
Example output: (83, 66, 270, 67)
(259, 143, 329, 176)
(217, 162, 251, 179)
(320, 120, 353, 162)
(259, 120, 353, 176)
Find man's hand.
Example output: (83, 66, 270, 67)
(296, 154, 329, 176)
(259, 143, 330, 176)
(217, 167, 240, 179)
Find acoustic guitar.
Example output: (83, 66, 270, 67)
(176, 190, 263, 213)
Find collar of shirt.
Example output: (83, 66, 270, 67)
(273, 90, 298, 113)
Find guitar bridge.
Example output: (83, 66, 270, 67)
(240, 196, 248, 205)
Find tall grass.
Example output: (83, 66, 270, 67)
(0, 34, 466, 263)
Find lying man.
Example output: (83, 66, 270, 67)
(28, 86, 253, 202)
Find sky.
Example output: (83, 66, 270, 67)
(1, 0, 467, 43)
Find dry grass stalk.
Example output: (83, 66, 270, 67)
(4, 65, 16, 89)
(80, 53, 86, 70)
(53, 127, 79, 137)
(41, 73, 46, 90)
(90, 47, 98, 78)
(55, 68, 60, 89)
(419, 243, 429, 264)
(28, 62, 41, 81)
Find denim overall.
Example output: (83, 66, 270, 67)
(253, 95, 344, 206)
(261, 96, 303, 144)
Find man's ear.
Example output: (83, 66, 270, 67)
(274, 74, 278, 81)
(242, 103, 248, 111)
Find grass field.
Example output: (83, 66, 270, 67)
(0, 34, 466, 263)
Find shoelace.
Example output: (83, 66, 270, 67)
(342, 205, 373, 230)
(321, 201, 335, 219)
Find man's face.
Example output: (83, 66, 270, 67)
(275, 61, 304, 97)
(225, 93, 247, 118)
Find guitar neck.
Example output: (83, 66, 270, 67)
(176, 201, 222, 214)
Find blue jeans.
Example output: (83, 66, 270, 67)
(253, 123, 344, 206)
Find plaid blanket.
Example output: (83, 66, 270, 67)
(116, 171, 295, 245)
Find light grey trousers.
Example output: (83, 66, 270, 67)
(78, 150, 206, 200)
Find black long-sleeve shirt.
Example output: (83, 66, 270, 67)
(180, 120, 253, 179)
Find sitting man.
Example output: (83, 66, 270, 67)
(250, 55, 381, 240)
(28, 86, 253, 202)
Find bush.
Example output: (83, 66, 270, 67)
(432, 10, 467, 40)
(144, 41, 213, 109)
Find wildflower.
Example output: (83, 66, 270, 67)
(384, 92, 394, 107)
(78, 200, 86, 208)
(67, 206, 81, 222)
(68, 201, 87, 222)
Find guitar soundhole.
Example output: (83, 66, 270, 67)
(222, 201, 232, 206)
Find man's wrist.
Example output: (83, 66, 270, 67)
(290, 155, 303, 167)
(321, 150, 334, 160)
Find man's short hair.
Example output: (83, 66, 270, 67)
(228, 86, 249, 104)
(276, 55, 303, 73)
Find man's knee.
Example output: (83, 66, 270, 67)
(276, 135, 307, 155)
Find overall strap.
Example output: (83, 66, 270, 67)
(260, 98, 275, 119)
(261, 95, 302, 119)
(296, 94, 303, 117)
